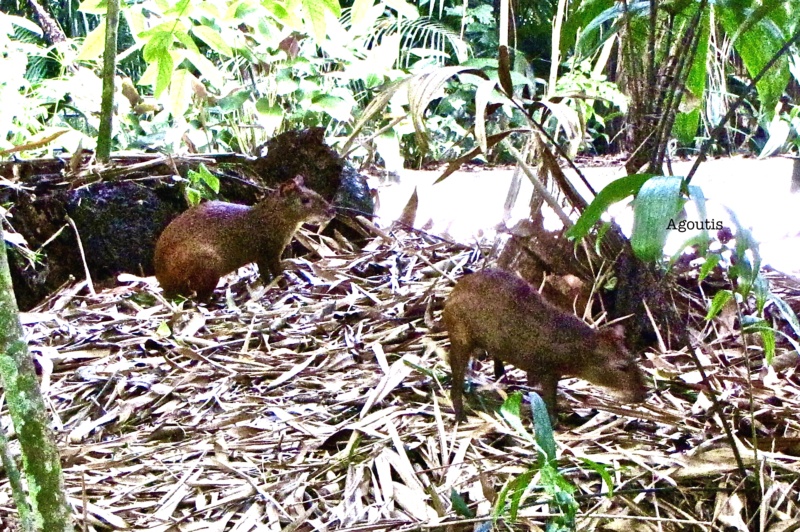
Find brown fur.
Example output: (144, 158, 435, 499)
(443, 269, 647, 421)
(154, 175, 334, 299)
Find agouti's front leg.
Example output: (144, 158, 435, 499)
(257, 256, 287, 287)
(526, 370, 558, 424)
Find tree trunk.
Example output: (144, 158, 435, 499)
(0, 226, 74, 531)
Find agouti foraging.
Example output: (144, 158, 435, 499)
(154, 175, 335, 299)
(443, 269, 646, 421)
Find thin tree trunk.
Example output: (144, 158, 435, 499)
(0, 227, 74, 531)
(97, 0, 121, 161)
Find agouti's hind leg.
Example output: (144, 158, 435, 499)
(448, 334, 472, 421)
(538, 373, 559, 424)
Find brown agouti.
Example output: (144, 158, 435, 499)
(443, 269, 647, 421)
(154, 175, 335, 299)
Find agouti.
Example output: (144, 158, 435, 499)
(443, 269, 647, 421)
(154, 175, 335, 299)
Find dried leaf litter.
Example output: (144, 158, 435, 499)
(9, 227, 800, 530)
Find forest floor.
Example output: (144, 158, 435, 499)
(7, 156, 800, 530)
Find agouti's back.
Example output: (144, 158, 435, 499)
(154, 175, 334, 299)
(444, 269, 646, 420)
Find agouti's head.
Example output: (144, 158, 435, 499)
(278, 175, 336, 224)
(579, 325, 648, 404)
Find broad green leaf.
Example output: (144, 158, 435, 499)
(75, 23, 106, 61)
(183, 49, 225, 89)
(759, 118, 790, 158)
(492, 477, 513, 521)
(567, 173, 654, 240)
(761, 327, 776, 365)
(508, 470, 535, 521)
(450, 488, 475, 518)
(155, 51, 175, 97)
(166, 68, 194, 117)
(579, 1, 648, 46)
(530, 392, 556, 464)
(753, 273, 769, 314)
(165, 0, 192, 17)
(173, 28, 201, 55)
(185, 187, 201, 206)
(311, 95, 352, 122)
(674, 6, 708, 143)
(315, 0, 342, 17)
(725, 206, 761, 295)
(580, 458, 614, 496)
(631, 175, 685, 261)
(706, 289, 733, 321)
(234, 1, 261, 20)
(499, 392, 532, 443)
(563, 0, 615, 58)
(281, 0, 304, 29)
(218, 90, 251, 111)
(741, 318, 776, 363)
(191, 163, 220, 193)
(698, 253, 721, 282)
(673, 109, 700, 145)
(192, 24, 234, 57)
(302, 0, 329, 42)
(540, 462, 578, 526)
(254, 99, 284, 135)
(142, 30, 172, 62)
(4, 13, 43, 35)
(769, 294, 800, 339)
(139, 60, 159, 87)
(156, 321, 172, 337)
(122, 9, 145, 41)
(718, 3, 789, 118)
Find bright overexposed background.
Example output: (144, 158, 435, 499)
(370, 156, 800, 276)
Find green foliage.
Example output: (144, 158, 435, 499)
(0, 14, 49, 151)
(184, 163, 220, 205)
(567, 173, 654, 241)
(760, 101, 800, 156)
(489, 392, 579, 530)
(631, 176, 686, 262)
(701, 209, 800, 364)
(1, 0, 473, 156)
(449, 488, 475, 518)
